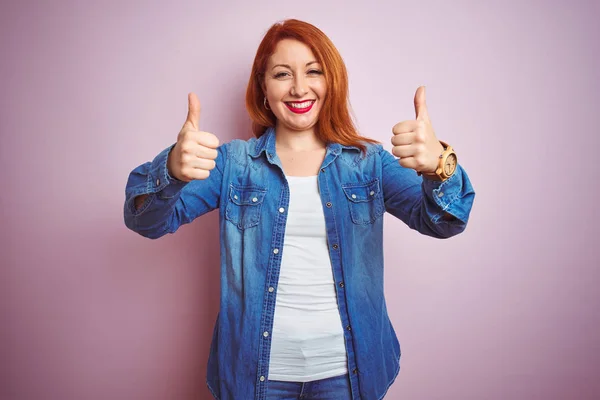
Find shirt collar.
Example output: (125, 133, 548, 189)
(250, 126, 361, 159)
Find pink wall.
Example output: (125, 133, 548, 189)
(2, 1, 599, 399)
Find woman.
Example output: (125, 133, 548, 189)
(124, 19, 475, 400)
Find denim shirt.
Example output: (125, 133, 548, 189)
(123, 127, 475, 400)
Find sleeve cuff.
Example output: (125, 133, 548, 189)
(422, 164, 469, 223)
(147, 143, 188, 198)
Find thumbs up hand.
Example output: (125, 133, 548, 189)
(391, 86, 444, 175)
(167, 92, 220, 182)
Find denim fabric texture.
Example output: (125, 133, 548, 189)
(123, 127, 476, 399)
(266, 373, 352, 400)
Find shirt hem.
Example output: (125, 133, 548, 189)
(268, 366, 349, 383)
(207, 380, 219, 400)
(377, 355, 401, 400)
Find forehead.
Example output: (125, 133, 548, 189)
(268, 39, 318, 66)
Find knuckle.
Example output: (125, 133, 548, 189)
(180, 167, 191, 180)
(179, 142, 191, 154)
(181, 153, 193, 164)
(180, 128, 192, 140)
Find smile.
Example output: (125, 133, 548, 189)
(284, 100, 315, 114)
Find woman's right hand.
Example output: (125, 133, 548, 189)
(167, 92, 220, 182)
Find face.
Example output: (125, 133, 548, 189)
(263, 39, 327, 133)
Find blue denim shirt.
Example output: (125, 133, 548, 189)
(123, 127, 475, 399)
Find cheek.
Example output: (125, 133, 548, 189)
(315, 80, 327, 99)
(266, 81, 288, 101)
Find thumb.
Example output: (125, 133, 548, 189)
(414, 86, 430, 121)
(184, 92, 201, 130)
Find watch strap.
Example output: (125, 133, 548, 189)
(417, 140, 449, 180)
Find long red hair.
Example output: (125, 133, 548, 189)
(245, 19, 379, 153)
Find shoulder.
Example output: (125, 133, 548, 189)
(219, 137, 262, 167)
(224, 137, 258, 151)
(337, 140, 385, 166)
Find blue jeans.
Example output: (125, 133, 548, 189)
(266, 373, 352, 399)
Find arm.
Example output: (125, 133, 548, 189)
(123, 142, 227, 239)
(380, 147, 475, 239)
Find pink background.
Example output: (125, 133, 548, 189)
(2, 0, 599, 399)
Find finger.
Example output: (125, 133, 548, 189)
(184, 92, 201, 130)
(189, 157, 217, 171)
(414, 86, 430, 122)
(392, 120, 419, 135)
(391, 131, 415, 146)
(179, 141, 218, 160)
(398, 156, 418, 170)
(197, 131, 220, 149)
(185, 168, 210, 181)
(392, 144, 416, 159)
(195, 146, 218, 160)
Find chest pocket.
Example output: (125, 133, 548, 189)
(341, 179, 385, 225)
(225, 184, 267, 230)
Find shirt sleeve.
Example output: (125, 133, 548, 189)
(123, 142, 227, 239)
(379, 147, 475, 239)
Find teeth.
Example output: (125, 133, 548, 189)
(288, 101, 314, 109)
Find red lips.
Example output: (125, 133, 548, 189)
(285, 100, 315, 114)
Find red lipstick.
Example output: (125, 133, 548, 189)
(285, 100, 315, 114)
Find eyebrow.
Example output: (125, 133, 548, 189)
(271, 61, 319, 70)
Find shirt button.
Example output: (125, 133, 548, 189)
(438, 192, 444, 197)
(252, 197, 258, 202)
(352, 368, 358, 374)
(339, 281, 344, 288)
(156, 178, 160, 186)
(263, 331, 269, 337)
(346, 325, 352, 331)
(279, 207, 285, 213)
(351, 194, 357, 199)
(332, 244, 339, 250)
(260, 376, 266, 382)
(234, 195, 238, 200)
(321, 168, 325, 173)
(326, 202, 332, 208)
(370, 191, 375, 196)
(273, 248, 279, 254)
(268, 287, 274, 292)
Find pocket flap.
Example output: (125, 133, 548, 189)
(342, 179, 380, 202)
(229, 185, 266, 206)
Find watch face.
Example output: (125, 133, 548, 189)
(444, 153, 457, 175)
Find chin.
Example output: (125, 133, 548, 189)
(276, 107, 321, 132)
(284, 119, 319, 132)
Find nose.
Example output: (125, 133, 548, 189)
(291, 75, 308, 97)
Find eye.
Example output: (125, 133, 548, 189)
(274, 71, 290, 78)
(308, 69, 323, 75)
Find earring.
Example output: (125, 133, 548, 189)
(263, 97, 270, 110)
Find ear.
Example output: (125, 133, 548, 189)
(261, 80, 267, 96)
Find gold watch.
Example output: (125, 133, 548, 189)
(417, 140, 457, 182)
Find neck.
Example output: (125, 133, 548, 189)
(274, 122, 325, 151)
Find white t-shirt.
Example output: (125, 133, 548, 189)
(267, 175, 348, 382)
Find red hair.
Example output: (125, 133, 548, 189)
(245, 19, 379, 153)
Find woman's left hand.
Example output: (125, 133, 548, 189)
(391, 86, 444, 174)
